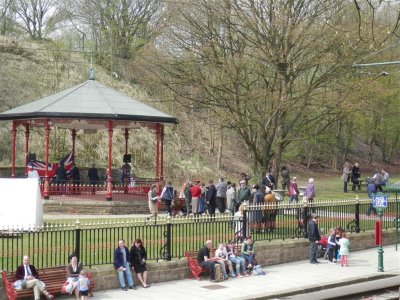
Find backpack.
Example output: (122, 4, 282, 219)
(252, 265, 266, 275)
(214, 263, 224, 282)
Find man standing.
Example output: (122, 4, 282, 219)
(183, 181, 192, 215)
(215, 177, 227, 214)
(197, 240, 217, 282)
(307, 214, 321, 264)
(206, 180, 217, 215)
(237, 180, 251, 211)
(88, 163, 100, 185)
(14, 256, 54, 299)
(113, 239, 136, 291)
(262, 169, 275, 190)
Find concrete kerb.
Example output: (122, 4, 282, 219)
(253, 274, 397, 300)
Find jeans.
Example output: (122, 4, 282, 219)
(367, 203, 377, 216)
(309, 241, 318, 263)
(289, 195, 299, 204)
(241, 253, 253, 266)
(199, 261, 215, 280)
(327, 247, 334, 262)
(164, 199, 172, 216)
(117, 261, 134, 288)
(229, 256, 246, 274)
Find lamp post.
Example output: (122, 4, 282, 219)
(373, 193, 387, 272)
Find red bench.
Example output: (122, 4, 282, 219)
(1, 266, 94, 300)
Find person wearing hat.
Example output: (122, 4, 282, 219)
(307, 213, 321, 264)
(237, 180, 251, 212)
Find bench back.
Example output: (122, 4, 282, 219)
(4, 266, 67, 284)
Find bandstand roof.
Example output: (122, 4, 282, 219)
(0, 79, 177, 129)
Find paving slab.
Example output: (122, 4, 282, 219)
(80, 245, 399, 300)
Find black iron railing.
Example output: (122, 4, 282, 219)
(1, 198, 398, 271)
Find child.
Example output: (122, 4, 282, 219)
(334, 226, 343, 262)
(338, 232, 350, 267)
(215, 243, 235, 279)
(77, 270, 91, 300)
(327, 228, 337, 264)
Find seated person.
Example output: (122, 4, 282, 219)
(226, 240, 247, 277)
(197, 240, 217, 282)
(65, 254, 83, 299)
(214, 243, 235, 279)
(372, 170, 385, 191)
(14, 255, 54, 299)
(241, 236, 255, 269)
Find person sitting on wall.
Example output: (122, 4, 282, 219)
(14, 255, 54, 299)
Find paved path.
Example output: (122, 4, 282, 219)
(78, 246, 400, 300)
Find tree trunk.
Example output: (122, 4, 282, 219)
(217, 127, 223, 170)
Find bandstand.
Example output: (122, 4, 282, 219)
(0, 77, 177, 202)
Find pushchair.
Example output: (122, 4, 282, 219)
(317, 235, 328, 259)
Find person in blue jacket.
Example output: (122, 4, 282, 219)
(113, 239, 136, 291)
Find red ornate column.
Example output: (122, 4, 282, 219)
(44, 120, 51, 199)
(106, 121, 114, 201)
(11, 121, 17, 177)
(124, 128, 129, 193)
(160, 125, 164, 183)
(155, 124, 160, 180)
(24, 123, 30, 176)
(71, 129, 76, 163)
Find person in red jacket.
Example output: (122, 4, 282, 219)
(190, 180, 202, 215)
(14, 256, 54, 299)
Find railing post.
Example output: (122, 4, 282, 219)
(302, 202, 309, 238)
(242, 202, 248, 241)
(166, 216, 172, 261)
(355, 195, 360, 233)
(75, 219, 81, 261)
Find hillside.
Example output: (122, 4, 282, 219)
(0, 36, 398, 184)
(0, 37, 250, 180)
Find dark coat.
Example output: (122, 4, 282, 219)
(307, 220, 321, 242)
(206, 185, 217, 204)
(15, 264, 39, 281)
(88, 167, 100, 182)
(113, 246, 130, 270)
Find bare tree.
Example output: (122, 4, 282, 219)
(14, 0, 62, 39)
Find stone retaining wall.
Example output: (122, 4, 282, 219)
(1, 229, 397, 299)
(43, 199, 149, 215)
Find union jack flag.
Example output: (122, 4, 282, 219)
(27, 152, 74, 178)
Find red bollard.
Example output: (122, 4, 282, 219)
(375, 221, 382, 246)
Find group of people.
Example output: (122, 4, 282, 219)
(198, 237, 255, 282)
(113, 239, 151, 291)
(308, 214, 350, 267)
(341, 162, 390, 193)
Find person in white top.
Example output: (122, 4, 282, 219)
(214, 243, 235, 279)
(27, 166, 40, 179)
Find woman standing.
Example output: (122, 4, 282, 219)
(64, 254, 83, 299)
(130, 239, 150, 288)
